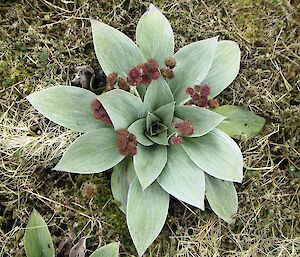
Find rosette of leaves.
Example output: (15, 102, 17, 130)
(27, 4, 265, 256)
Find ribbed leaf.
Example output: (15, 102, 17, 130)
(24, 210, 55, 257)
(111, 158, 136, 214)
(127, 179, 169, 256)
(136, 4, 174, 66)
(202, 41, 241, 98)
(55, 128, 124, 173)
(91, 18, 145, 76)
(98, 89, 143, 130)
(158, 145, 205, 209)
(143, 77, 174, 112)
(134, 144, 167, 190)
(205, 175, 238, 224)
(182, 129, 243, 182)
(213, 105, 265, 140)
(128, 118, 154, 146)
(175, 105, 225, 137)
(168, 37, 218, 103)
(90, 242, 119, 257)
(27, 86, 107, 133)
(153, 102, 175, 127)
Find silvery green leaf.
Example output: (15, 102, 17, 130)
(128, 118, 154, 146)
(153, 102, 175, 127)
(146, 130, 169, 146)
(134, 144, 167, 190)
(55, 128, 124, 173)
(136, 4, 174, 66)
(143, 77, 174, 112)
(205, 175, 238, 224)
(146, 112, 160, 132)
(213, 105, 266, 141)
(127, 179, 169, 256)
(27, 86, 107, 133)
(182, 129, 243, 182)
(168, 37, 218, 103)
(157, 145, 205, 209)
(98, 89, 143, 130)
(91, 18, 145, 77)
(202, 41, 241, 98)
(175, 105, 225, 137)
(111, 158, 136, 214)
(24, 210, 55, 257)
(90, 242, 119, 257)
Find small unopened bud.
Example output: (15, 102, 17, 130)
(186, 87, 194, 96)
(128, 67, 142, 85)
(171, 135, 184, 145)
(200, 84, 210, 96)
(118, 77, 129, 91)
(165, 57, 176, 69)
(107, 72, 118, 85)
(105, 82, 114, 91)
(160, 68, 174, 79)
(208, 99, 219, 109)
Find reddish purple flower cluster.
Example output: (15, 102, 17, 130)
(186, 84, 211, 107)
(116, 129, 137, 156)
(170, 135, 184, 145)
(128, 59, 160, 86)
(91, 99, 112, 125)
(174, 121, 194, 136)
(171, 121, 194, 145)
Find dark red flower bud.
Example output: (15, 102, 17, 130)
(91, 98, 101, 110)
(141, 74, 152, 85)
(197, 96, 209, 107)
(192, 93, 200, 101)
(147, 59, 159, 70)
(128, 66, 142, 85)
(91, 99, 112, 125)
(149, 70, 160, 80)
(186, 87, 194, 96)
(171, 135, 184, 145)
(116, 129, 137, 156)
(200, 84, 210, 96)
(174, 121, 194, 136)
(164, 57, 176, 69)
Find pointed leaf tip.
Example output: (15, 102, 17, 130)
(127, 179, 169, 256)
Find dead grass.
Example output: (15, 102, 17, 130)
(0, 0, 299, 256)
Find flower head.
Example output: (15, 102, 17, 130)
(174, 121, 194, 136)
(116, 129, 137, 156)
(91, 99, 112, 125)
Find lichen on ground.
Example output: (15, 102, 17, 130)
(0, 0, 299, 256)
